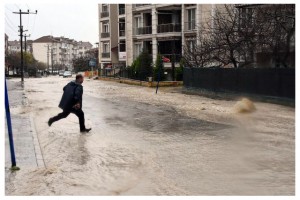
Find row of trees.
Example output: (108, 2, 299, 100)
(72, 49, 98, 73)
(183, 4, 295, 68)
(5, 51, 47, 75)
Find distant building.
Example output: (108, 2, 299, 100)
(77, 41, 93, 57)
(32, 35, 93, 71)
(5, 34, 8, 54)
(7, 39, 33, 53)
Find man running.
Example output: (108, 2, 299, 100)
(48, 74, 91, 133)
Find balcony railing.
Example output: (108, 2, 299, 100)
(119, 7, 125, 15)
(101, 12, 109, 18)
(119, 30, 125, 37)
(101, 32, 110, 38)
(157, 23, 181, 33)
(184, 21, 196, 31)
(134, 26, 152, 35)
(102, 52, 110, 58)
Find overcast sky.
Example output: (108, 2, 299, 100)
(5, 3, 99, 47)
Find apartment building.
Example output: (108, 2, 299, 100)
(77, 41, 93, 57)
(98, 4, 119, 69)
(32, 35, 92, 71)
(7, 39, 33, 53)
(98, 4, 218, 70)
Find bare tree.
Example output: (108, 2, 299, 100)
(183, 4, 295, 68)
(256, 4, 295, 68)
(183, 29, 216, 68)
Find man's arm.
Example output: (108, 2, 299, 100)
(73, 85, 83, 105)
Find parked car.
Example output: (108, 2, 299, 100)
(63, 71, 72, 78)
(59, 70, 64, 76)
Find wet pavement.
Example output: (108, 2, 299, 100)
(5, 76, 295, 195)
(5, 80, 45, 194)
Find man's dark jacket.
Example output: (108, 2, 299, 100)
(59, 81, 83, 111)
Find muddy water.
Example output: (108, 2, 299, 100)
(6, 77, 294, 195)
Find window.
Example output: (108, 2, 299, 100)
(239, 7, 254, 28)
(119, 4, 125, 15)
(135, 16, 142, 28)
(135, 43, 142, 57)
(186, 39, 196, 52)
(188, 9, 196, 30)
(102, 4, 108, 12)
(119, 41, 126, 52)
(103, 22, 109, 33)
(103, 43, 110, 53)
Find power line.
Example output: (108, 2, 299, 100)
(5, 13, 17, 27)
(5, 26, 18, 37)
(14, 4, 20, 10)
(13, 9, 38, 83)
(5, 18, 18, 34)
(27, 13, 30, 29)
(5, 6, 14, 12)
(31, 14, 37, 35)
(26, 4, 30, 29)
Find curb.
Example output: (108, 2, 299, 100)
(30, 114, 46, 168)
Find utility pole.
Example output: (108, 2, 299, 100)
(24, 34, 30, 73)
(45, 44, 50, 73)
(24, 34, 30, 52)
(51, 47, 54, 74)
(13, 9, 37, 83)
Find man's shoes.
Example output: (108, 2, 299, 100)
(48, 118, 53, 127)
(80, 128, 91, 133)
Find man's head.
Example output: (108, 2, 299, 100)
(76, 74, 84, 84)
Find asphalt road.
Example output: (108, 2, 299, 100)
(5, 76, 295, 195)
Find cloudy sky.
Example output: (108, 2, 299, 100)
(5, 3, 99, 47)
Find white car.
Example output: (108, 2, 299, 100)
(59, 70, 64, 76)
(63, 71, 72, 78)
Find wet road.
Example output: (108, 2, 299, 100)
(5, 77, 295, 195)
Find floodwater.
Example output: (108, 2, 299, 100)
(5, 77, 295, 195)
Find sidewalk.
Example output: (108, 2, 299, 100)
(5, 79, 44, 170)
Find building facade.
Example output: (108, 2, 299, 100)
(7, 39, 33, 53)
(98, 4, 217, 70)
(32, 35, 92, 71)
(98, 4, 119, 69)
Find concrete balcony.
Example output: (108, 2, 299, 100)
(100, 11, 109, 18)
(157, 23, 181, 33)
(101, 32, 110, 38)
(133, 26, 152, 35)
(102, 52, 110, 58)
(132, 4, 152, 11)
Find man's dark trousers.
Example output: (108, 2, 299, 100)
(51, 108, 86, 131)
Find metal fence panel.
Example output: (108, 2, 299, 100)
(183, 67, 295, 99)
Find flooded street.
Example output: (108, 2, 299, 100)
(5, 76, 295, 195)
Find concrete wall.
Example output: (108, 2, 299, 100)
(126, 4, 133, 66)
(110, 4, 119, 64)
(32, 43, 49, 65)
(98, 4, 102, 65)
